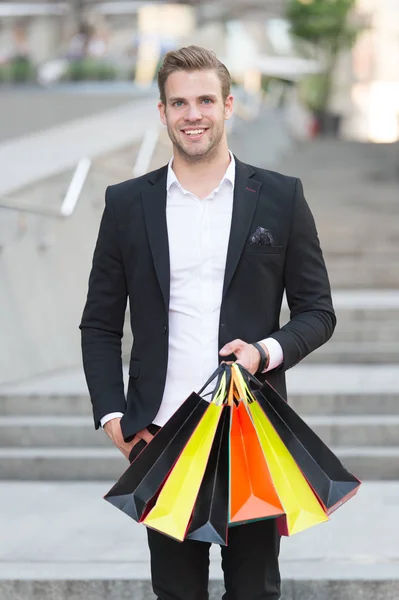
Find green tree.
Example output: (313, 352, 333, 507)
(285, 0, 362, 114)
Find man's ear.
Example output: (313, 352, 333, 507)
(158, 101, 167, 126)
(224, 94, 234, 120)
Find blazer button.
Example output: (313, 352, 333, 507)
(164, 325, 168, 334)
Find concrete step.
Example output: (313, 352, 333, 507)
(280, 293, 399, 362)
(337, 447, 399, 480)
(0, 417, 108, 447)
(306, 415, 399, 447)
(1, 415, 399, 448)
(0, 366, 397, 479)
(1, 479, 398, 599)
(0, 394, 91, 416)
(282, 309, 399, 344)
(0, 445, 397, 481)
(326, 321, 399, 343)
(3, 391, 399, 417)
(304, 342, 399, 364)
(290, 393, 399, 416)
(279, 141, 399, 290)
(0, 578, 397, 600)
(327, 263, 399, 289)
(0, 448, 126, 480)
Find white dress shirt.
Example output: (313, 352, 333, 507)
(100, 153, 283, 428)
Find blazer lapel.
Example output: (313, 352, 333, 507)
(222, 158, 262, 299)
(141, 166, 170, 312)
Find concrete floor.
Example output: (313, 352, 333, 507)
(0, 481, 398, 588)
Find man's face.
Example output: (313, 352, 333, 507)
(158, 69, 233, 162)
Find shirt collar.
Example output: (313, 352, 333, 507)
(167, 150, 235, 194)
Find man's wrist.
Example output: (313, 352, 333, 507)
(259, 342, 270, 370)
(252, 342, 270, 372)
(258, 338, 284, 372)
(100, 412, 124, 429)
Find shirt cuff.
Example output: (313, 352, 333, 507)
(258, 337, 284, 373)
(100, 412, 124, 428)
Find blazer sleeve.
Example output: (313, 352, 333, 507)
(79, 186, 128, 428)
(269, 178, 336, 370)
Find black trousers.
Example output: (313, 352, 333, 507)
(129, 426, 281, 600)
(147, 519, 281, 600)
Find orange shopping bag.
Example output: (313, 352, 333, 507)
(229, 374, 284, 525)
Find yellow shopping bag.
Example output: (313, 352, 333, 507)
(143, 402, 224, 541)
(249, 401, 329, 535)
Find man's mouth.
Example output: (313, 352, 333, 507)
(181, 128, 208, 138)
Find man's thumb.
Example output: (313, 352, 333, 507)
(219, 344, 232, 356)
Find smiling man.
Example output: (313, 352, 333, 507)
(80, 46, 336, 600)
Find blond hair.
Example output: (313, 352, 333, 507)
(157, 45, 231, 105)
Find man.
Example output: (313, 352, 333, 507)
(80, 46, 336, 600)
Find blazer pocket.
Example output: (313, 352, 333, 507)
(129, 358, 141, 378)
(243, 245, 283, 256)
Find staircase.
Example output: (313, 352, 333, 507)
(284, 294, 399, 364)
(1, 361, 398, 481)
(281, 140, 399, 290)
(1, 118, 398, 600)
(1, 137, 398, 482)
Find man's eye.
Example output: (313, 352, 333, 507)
(174, 101, 184, 107)
(202, 99, 212, 104)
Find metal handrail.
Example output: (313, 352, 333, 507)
(0, 157, 91, 219)
(133, 127, 161, 178)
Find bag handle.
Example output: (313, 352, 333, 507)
(198, 364, 225, 396)
(227, 365, 235, 406)
(211, 369, 227, 405)
(199, 363, 260, 407)
(231, 364, 249, 402)
(234, 364, 263, 389)
(231, 363, 263, 406)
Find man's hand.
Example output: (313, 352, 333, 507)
(103, 418, 154, 459)
(219, 339, 269, 375)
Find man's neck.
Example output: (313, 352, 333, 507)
(172, 147, 231, 200)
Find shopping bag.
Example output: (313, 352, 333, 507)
(143, 401, 224, 541)
(229, 400, 284, 525)
(255, 380, 361, 514)
(248, 400, 329, 535)
(232, 364, 328, 536)
(105, 366, 225, 522)
(185, 405, 231, 545)
(104, 393, 209, 521)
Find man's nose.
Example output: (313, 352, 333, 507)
(185, 104, 202, 122)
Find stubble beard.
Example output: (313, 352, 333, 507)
(167, 121, 225, 165)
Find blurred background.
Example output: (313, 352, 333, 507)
(0, 1, 398, 599)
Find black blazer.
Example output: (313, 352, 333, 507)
(80, 157, 336, 441)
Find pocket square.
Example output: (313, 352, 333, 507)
(248, 226, 274, 247)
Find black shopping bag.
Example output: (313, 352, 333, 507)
(105, 366, 224, 522)
(105, 394, 209, 521)
(254, 379, 360, 514)
(185, 405, 231, 545)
